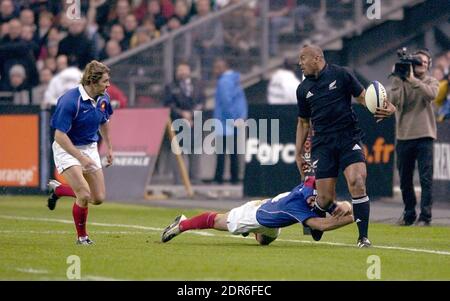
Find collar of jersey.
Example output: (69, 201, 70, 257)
(78, 84, 96, 102)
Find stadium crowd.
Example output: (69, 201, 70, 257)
(0, 0, 315, 106)
(0, 0, 449, 121)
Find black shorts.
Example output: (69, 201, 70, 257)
(311, 128, 366, 179)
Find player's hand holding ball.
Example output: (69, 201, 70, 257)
(365, 81, 396, 122)
(331, 201, 352, 218)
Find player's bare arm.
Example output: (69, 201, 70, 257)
(295, 117, 311, 178)
(54, 129, 97, 171)
(355, 89, 367, 107)
(99, 122, 113, 167)
(305, 211, 354, 232)
(358, 89, 396, 121)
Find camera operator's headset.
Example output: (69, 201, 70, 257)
(414, 49, 433, 70)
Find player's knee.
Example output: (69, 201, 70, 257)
(348, 174, 366, 193)
(76, 190, 91, 206)
(91, 195, 105, 205)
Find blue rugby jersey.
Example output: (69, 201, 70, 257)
(256, 183, 319, 228)
(51, 85, 113, 146)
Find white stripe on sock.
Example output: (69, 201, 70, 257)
(352, 196, 369, 204)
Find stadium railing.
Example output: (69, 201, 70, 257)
(102, 0, 425, 108)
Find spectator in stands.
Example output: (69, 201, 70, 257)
(174, 0, 191, 25)
(37, 11, 53, 48)
(389, 49, 439, 226)
(268, 0, 294, 56)
(160, 0, 175, 19)
(19, 8, 35, 29)
(141, 16, 160, 40)
(130, 26, 152, 48)
(33, 67, 52, 107)
(166, 15, 182, 31)
(58, 17, 96, 69)
(38, 26, 60, 60)
(0, 18, 39, 92)
(122, 13, 138, 49)
(0, 0, 17, 24)
(212, 58, 247, 184)
(21, 24, 40, 58)
(146, 0, 167, 30)
(111, 0, 131, 28)
(9, 64, 31, 105)
(267, 57, 301, 105)
(433, 64, 450, 122)
(0, 21, 9, 38)
(100, 39, 122, 60)
(191, 0, 224, 81)
(86, 0, 110, 39)
(164, 61, 206, 185)
(221, 0, 257, 69)
(56, 54, 69, 72)
(47, 41, 59, 58)
(42, 65, 82, 109)
(43, 56, 57, 73)
(2, 17, 21, 42)
(109, 23, 128, 51)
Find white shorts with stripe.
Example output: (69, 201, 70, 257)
(52, 141, 102, 174)
(227, 200, 281, 238)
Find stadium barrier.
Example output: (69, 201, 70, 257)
(433, 121, 450, 203)
(0, 105, 45, 194)
(1, 104, 448, 202)
(98, 108, 170, 201)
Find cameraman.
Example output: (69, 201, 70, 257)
(389, 49, 439, 226)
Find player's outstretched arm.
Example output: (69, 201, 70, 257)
(305, 214, 354, 232)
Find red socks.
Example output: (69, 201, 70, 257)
(55, 184, 76, 198)
(72, 203, 89, 238)
(179, 212, 217, 232)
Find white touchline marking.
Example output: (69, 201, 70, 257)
(15, 268, 49, 274)
(84, 275, 127, 281)
(0, 230, 149, 235)
(1, 215, 449, 256)
(0, 215, 162, 231)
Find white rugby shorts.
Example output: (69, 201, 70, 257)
(52, 141, 102, 174)
(227, 200, 281, 238)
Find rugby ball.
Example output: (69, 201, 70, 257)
(365, 81, 387, 114)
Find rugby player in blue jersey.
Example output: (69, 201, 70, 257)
(47, 60, 113, 245)
(161, 177, 354, 245)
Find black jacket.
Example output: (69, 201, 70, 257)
(164, 78, 206, 120)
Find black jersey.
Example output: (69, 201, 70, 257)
(297, 64, 364, 135)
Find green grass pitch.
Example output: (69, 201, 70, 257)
(1, 196, 449, 280)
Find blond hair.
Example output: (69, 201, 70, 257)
(81, 60, 110, 86)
